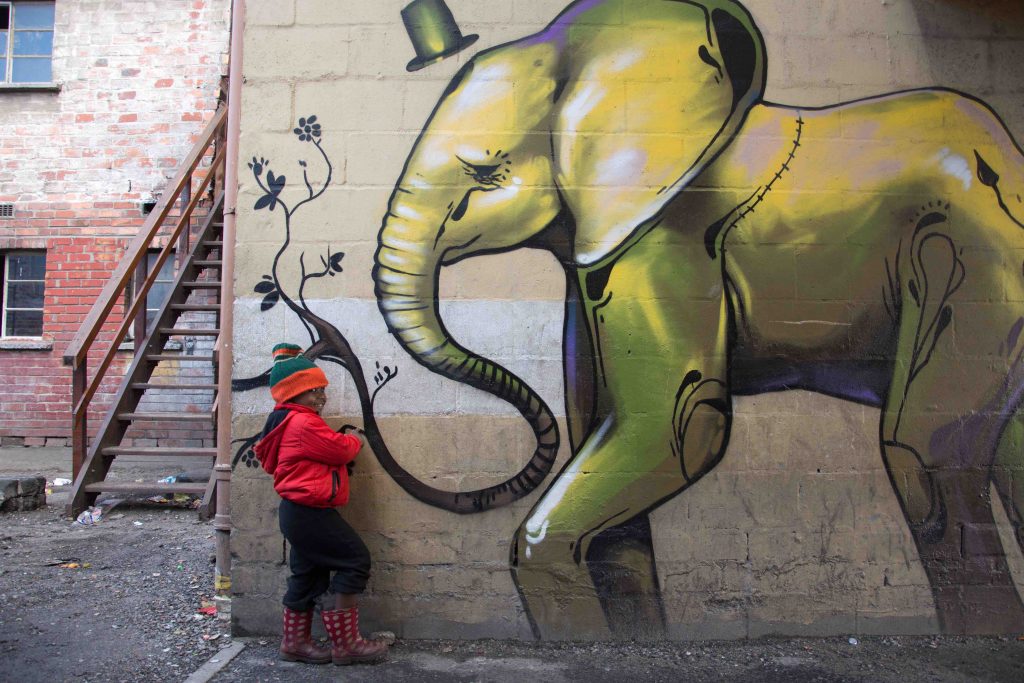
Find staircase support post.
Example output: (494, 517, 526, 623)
(71, 361, 86, 480)
(132, 258, 148, 351)
(179, 174, 192, 257)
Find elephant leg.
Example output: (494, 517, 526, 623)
(880, 228, 1024, 633)
(992, 409, 1024, 556)
(511, 286, 732, 639)
(585, 513, 665, 639)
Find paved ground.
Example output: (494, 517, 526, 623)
(209, 636, 1024, 683)
(2, 446, 1024, 682)
(0, 445, 209, 493)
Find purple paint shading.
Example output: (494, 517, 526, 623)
(1007, 317, 1024, 357)
(519, 0, 604, 48)
(731, 359, 891, 407)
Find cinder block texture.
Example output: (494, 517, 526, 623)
(232, 0, 1024, 641)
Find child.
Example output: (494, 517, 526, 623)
(254, 343, 388, 665)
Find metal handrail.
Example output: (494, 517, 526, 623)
(65, 107, 228, 478)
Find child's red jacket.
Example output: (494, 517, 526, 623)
(254, 403, 362, 508)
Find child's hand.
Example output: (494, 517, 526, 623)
(339, 424, 367, 460)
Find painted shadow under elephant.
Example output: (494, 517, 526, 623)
(374, 0, 1024, 638)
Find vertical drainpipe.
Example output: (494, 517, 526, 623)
(214, 0, 245, 622)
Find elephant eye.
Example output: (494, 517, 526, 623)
(456, 153, 511, 188)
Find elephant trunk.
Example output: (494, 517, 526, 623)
(372, 216, 560, 512)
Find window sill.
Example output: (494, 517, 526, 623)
(0, 338, 53, 351)
(0, 83, 62, 93)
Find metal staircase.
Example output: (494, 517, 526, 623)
(64, 108, 228, 519)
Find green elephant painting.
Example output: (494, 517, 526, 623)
(373, 0, 1024, 638)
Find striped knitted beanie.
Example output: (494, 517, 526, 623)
(268, 343, 328, 404)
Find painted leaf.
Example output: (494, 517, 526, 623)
(254, 280, 275, 294)
(330, 251, 345, 272)
(268, 171, 286, 194)
(261, 291, 279, 312)
(908, 280, 920, 305)
(933, 306, 953, 341)
(254, 194, 273, 211)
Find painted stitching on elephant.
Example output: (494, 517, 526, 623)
(237, 0, 1024, 638)
(704, 112, 804, 259)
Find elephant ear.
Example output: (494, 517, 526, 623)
(552, 0, 766, 266)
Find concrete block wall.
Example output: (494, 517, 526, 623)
(231, 0, 1024, 639)
(0, 0, 231, 444)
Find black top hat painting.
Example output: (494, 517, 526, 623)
(401, 0, 479, 72)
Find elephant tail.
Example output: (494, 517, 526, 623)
(291, 307, 559, 515)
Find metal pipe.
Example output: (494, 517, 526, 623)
(214, 0, 245, 623)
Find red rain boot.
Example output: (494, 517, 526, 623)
(279, 607, 331, 664)
(321, 606, 388, 665)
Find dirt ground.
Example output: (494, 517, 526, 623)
(0, 495, 228, 683)
(0, 448, 229, 683)
(2, 448, 1024, 683)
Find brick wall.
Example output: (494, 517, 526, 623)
(0, 0, 230, 444)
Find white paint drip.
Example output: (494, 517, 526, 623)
(523, 415, 615, 544)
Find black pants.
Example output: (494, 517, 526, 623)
(278, 498, 371, 611)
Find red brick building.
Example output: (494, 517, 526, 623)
(0, 0, 230, 445)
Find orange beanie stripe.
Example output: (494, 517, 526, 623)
(270, 365, 328, 404)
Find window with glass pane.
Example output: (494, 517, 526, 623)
(0, 2, 55, 84)
(146, 252, 176, 326)
(2, 250, 46, 337)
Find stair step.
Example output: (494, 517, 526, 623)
(117, 412, 215, 422)
(193, 260, 222, 267)
(131, 382, 218, 391)
(171, 304, 221, 312)
(204, 240, 223, 246)
(145, 354, 216, 362)
(101, 447, 217, 457)
(83, 481, 207, 495)
(183, 281, 221, 289)
(159, 328, 220, 336)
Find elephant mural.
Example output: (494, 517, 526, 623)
(374, 0, 1024, 638)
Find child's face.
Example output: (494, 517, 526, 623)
(292, 386, 327, 413)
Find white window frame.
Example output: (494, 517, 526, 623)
(0, 1, 56, 85)
(2, 249, 46, 339)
